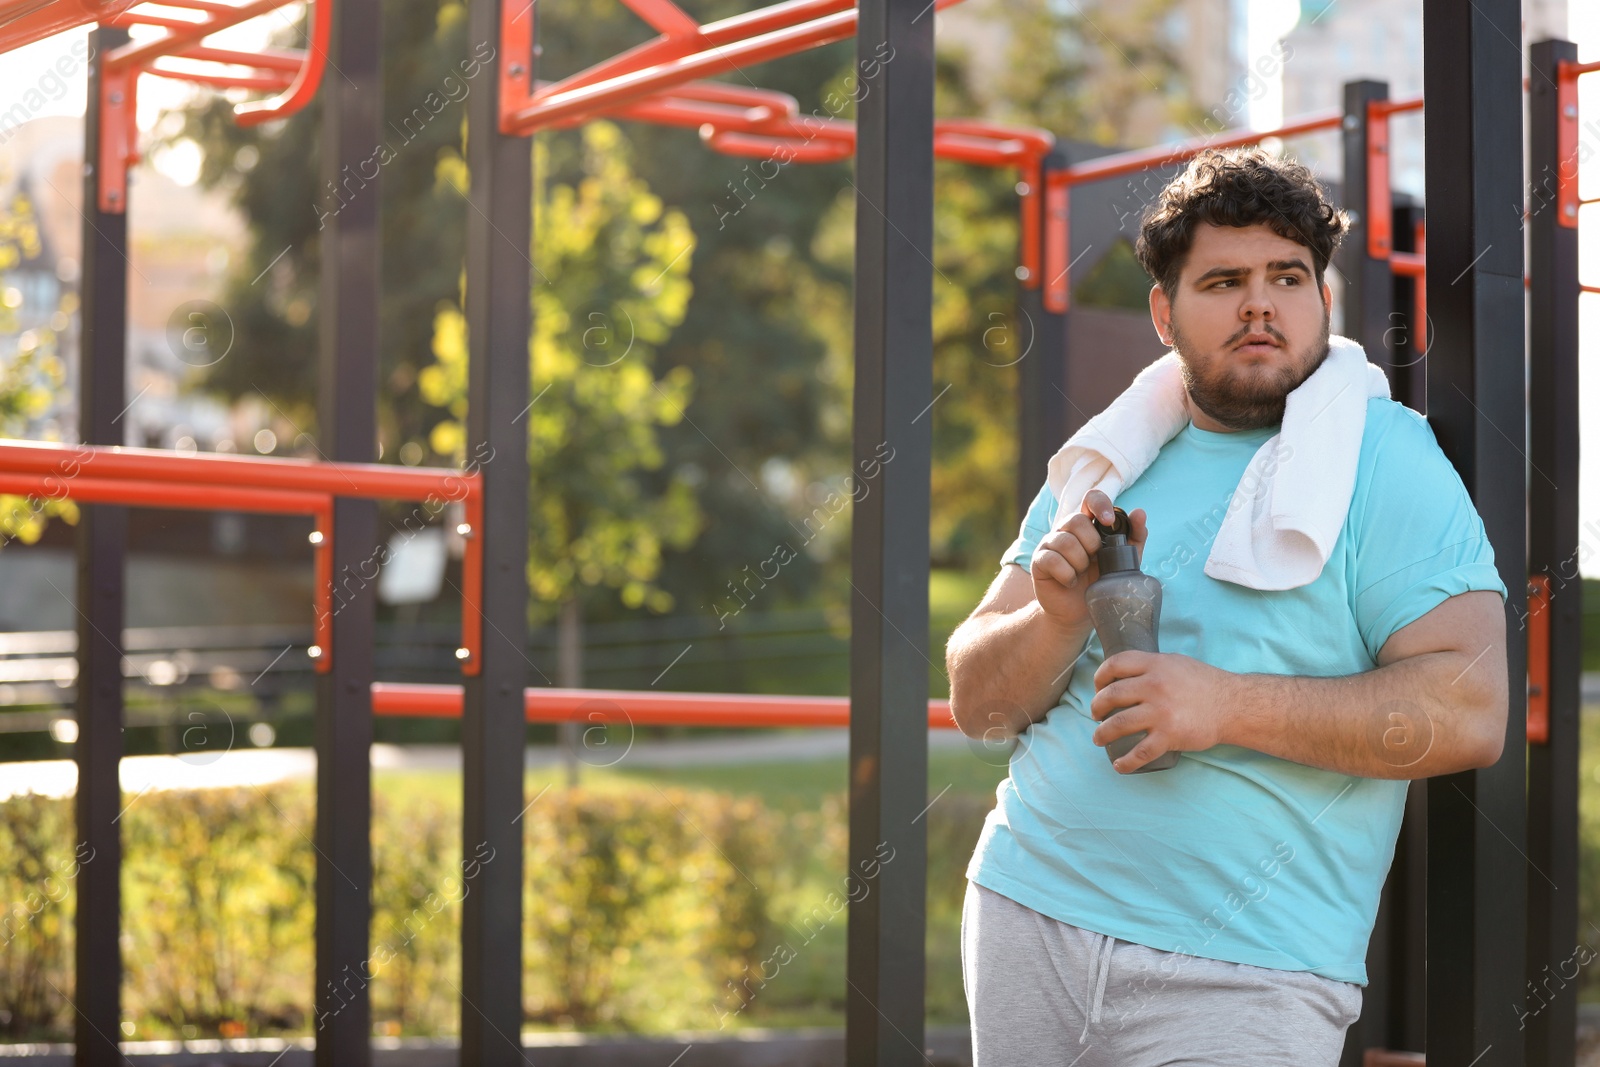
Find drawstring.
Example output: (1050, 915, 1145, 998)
(1080, 932, 1115, 1042)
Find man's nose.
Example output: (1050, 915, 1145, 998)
(1240, 282, 1275, 319)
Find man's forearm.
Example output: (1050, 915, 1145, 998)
(1216, 650, 1504, 779)
(948, 603, 1091, 739)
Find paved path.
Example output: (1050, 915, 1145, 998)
(0, 729, 974, 800)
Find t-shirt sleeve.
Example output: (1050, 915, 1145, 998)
(1000, 480, 1060, 573)
(1349, 404, 1508, 660)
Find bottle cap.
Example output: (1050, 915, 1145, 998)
(1091, 506, 1141, 574)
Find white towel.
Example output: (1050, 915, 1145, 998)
(1045, 333, 1391, 591)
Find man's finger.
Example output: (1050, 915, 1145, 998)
(1114, 739, 1161, 774)
(1092, 649, 1148, 689)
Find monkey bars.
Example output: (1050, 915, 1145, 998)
(0, 440, 483, 675)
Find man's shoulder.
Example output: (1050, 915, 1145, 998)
(1359, 395, 1438, 464)
(1353, 395, 1471, 511)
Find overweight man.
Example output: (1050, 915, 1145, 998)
(946, 146, 1508, 1066)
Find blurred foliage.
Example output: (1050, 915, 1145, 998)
(0, 766, 1006, 1040)
(522, 785, 781, 1027)
(0, 187, 77, 548)
(0, 792, 79, 1038)
(422, 121, 701, 620)
(121, 786, 315, 1035)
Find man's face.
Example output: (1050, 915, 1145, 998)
(1148, 221, 1333, 432)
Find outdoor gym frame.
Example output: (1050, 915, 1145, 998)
(0, 0, 1585, 1063)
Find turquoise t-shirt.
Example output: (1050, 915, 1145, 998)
(966, 396, 1507, 986)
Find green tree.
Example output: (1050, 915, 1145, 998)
(0, 186, 77, 547)
(420, 120, 701, 624)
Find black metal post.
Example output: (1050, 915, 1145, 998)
(1421, 0, 1527, 1061)
(1015, 150, 1068, 526)
(845, 1, 933, 1063)
(1337, 81, 1397, 382)
(313, 0, 381, 1058)
(460, 0, 532, 1059)
(73, 25, 129, 1067)
(1524, 36, 1580, 1067)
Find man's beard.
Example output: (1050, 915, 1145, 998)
(1169, 309, 1331, 431)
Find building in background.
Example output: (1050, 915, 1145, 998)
(0, 113, 262, 452)
(937, 0, 1245, 147)
(1283, 0, 1569, 197)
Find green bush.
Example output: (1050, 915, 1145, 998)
(522, 785, 784, 1030)
(0, 792, 80, 1040)
(122, 785, 315, 1035)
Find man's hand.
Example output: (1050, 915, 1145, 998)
(1089, 650, 1232, 772)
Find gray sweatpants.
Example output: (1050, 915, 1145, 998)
(961, 880, 1364, 1066)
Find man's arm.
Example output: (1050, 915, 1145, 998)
(947, 563, 1093, 740)
(1090, 590, 1509, 778)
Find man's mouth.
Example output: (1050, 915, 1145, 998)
(1234, 335, 1282, 355)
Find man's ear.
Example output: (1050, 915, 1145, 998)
(1152, 283, 1177, 347)
(1149, 284, 1172, 347)
(1322, 280, 1333, 312)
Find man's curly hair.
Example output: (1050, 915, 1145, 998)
(1134, 147, 1349, 300)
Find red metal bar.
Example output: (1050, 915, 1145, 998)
(1018, 161, 1041, 289)
(146, 0, 242, 14)
(1583, 284, 1600, 295)
(1043, 179, 1069, 313)
(105, 0, 290, 70)
(146, 63, 294, 91)
(1409, 218, 1426, 351)
(1366, 100, 1393, 259)
(1528, 573, 1550, 744)
(509, 8, 856, 132)
(0, 472, 337, 674)
(705, 128, 852, 163)
(1390, 251, 1424, 277)
(526, 0, 854, 105)
(108, 11, 207, 30)
(1558, 59, 1581, 230)
(97, 61, 137, 212)
(505, 0, 967, 135)
(1050, 107, 1359, 189)
(458, 483, 483, 676)
(370, 682, 960, 729)
(0, 440, 478, 502)
(312, 503, 332, 673)
(0, 472, 328, 514)
(1368, 98, 1425, 117)
(0, 0, 112, 55)
(177, 44, 306, 72)
(233, 0, 329, 126)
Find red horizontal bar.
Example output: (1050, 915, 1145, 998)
(0, 440, 479, 503)
(0, 473, 328, 515)
(1055, 108, 1349, 188)
(146, 63, 295, 91)
(106, 0, 295, 73)
(1369, 97, 1425, 117)
(147, 0, 243, 12)
(1583, 284, 1600, 295)
(178, 44, 306, 72)
(1390, 251, 1425, 277)
(108, 11, 208, 30)
(533, 0, 854, 103)
(510, 0, 966, 134)
(1567, 59, 1600, 78)
(371, 682, 959, 730)
(510, 9, 855, 131)
(0, 0, 117, 54)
